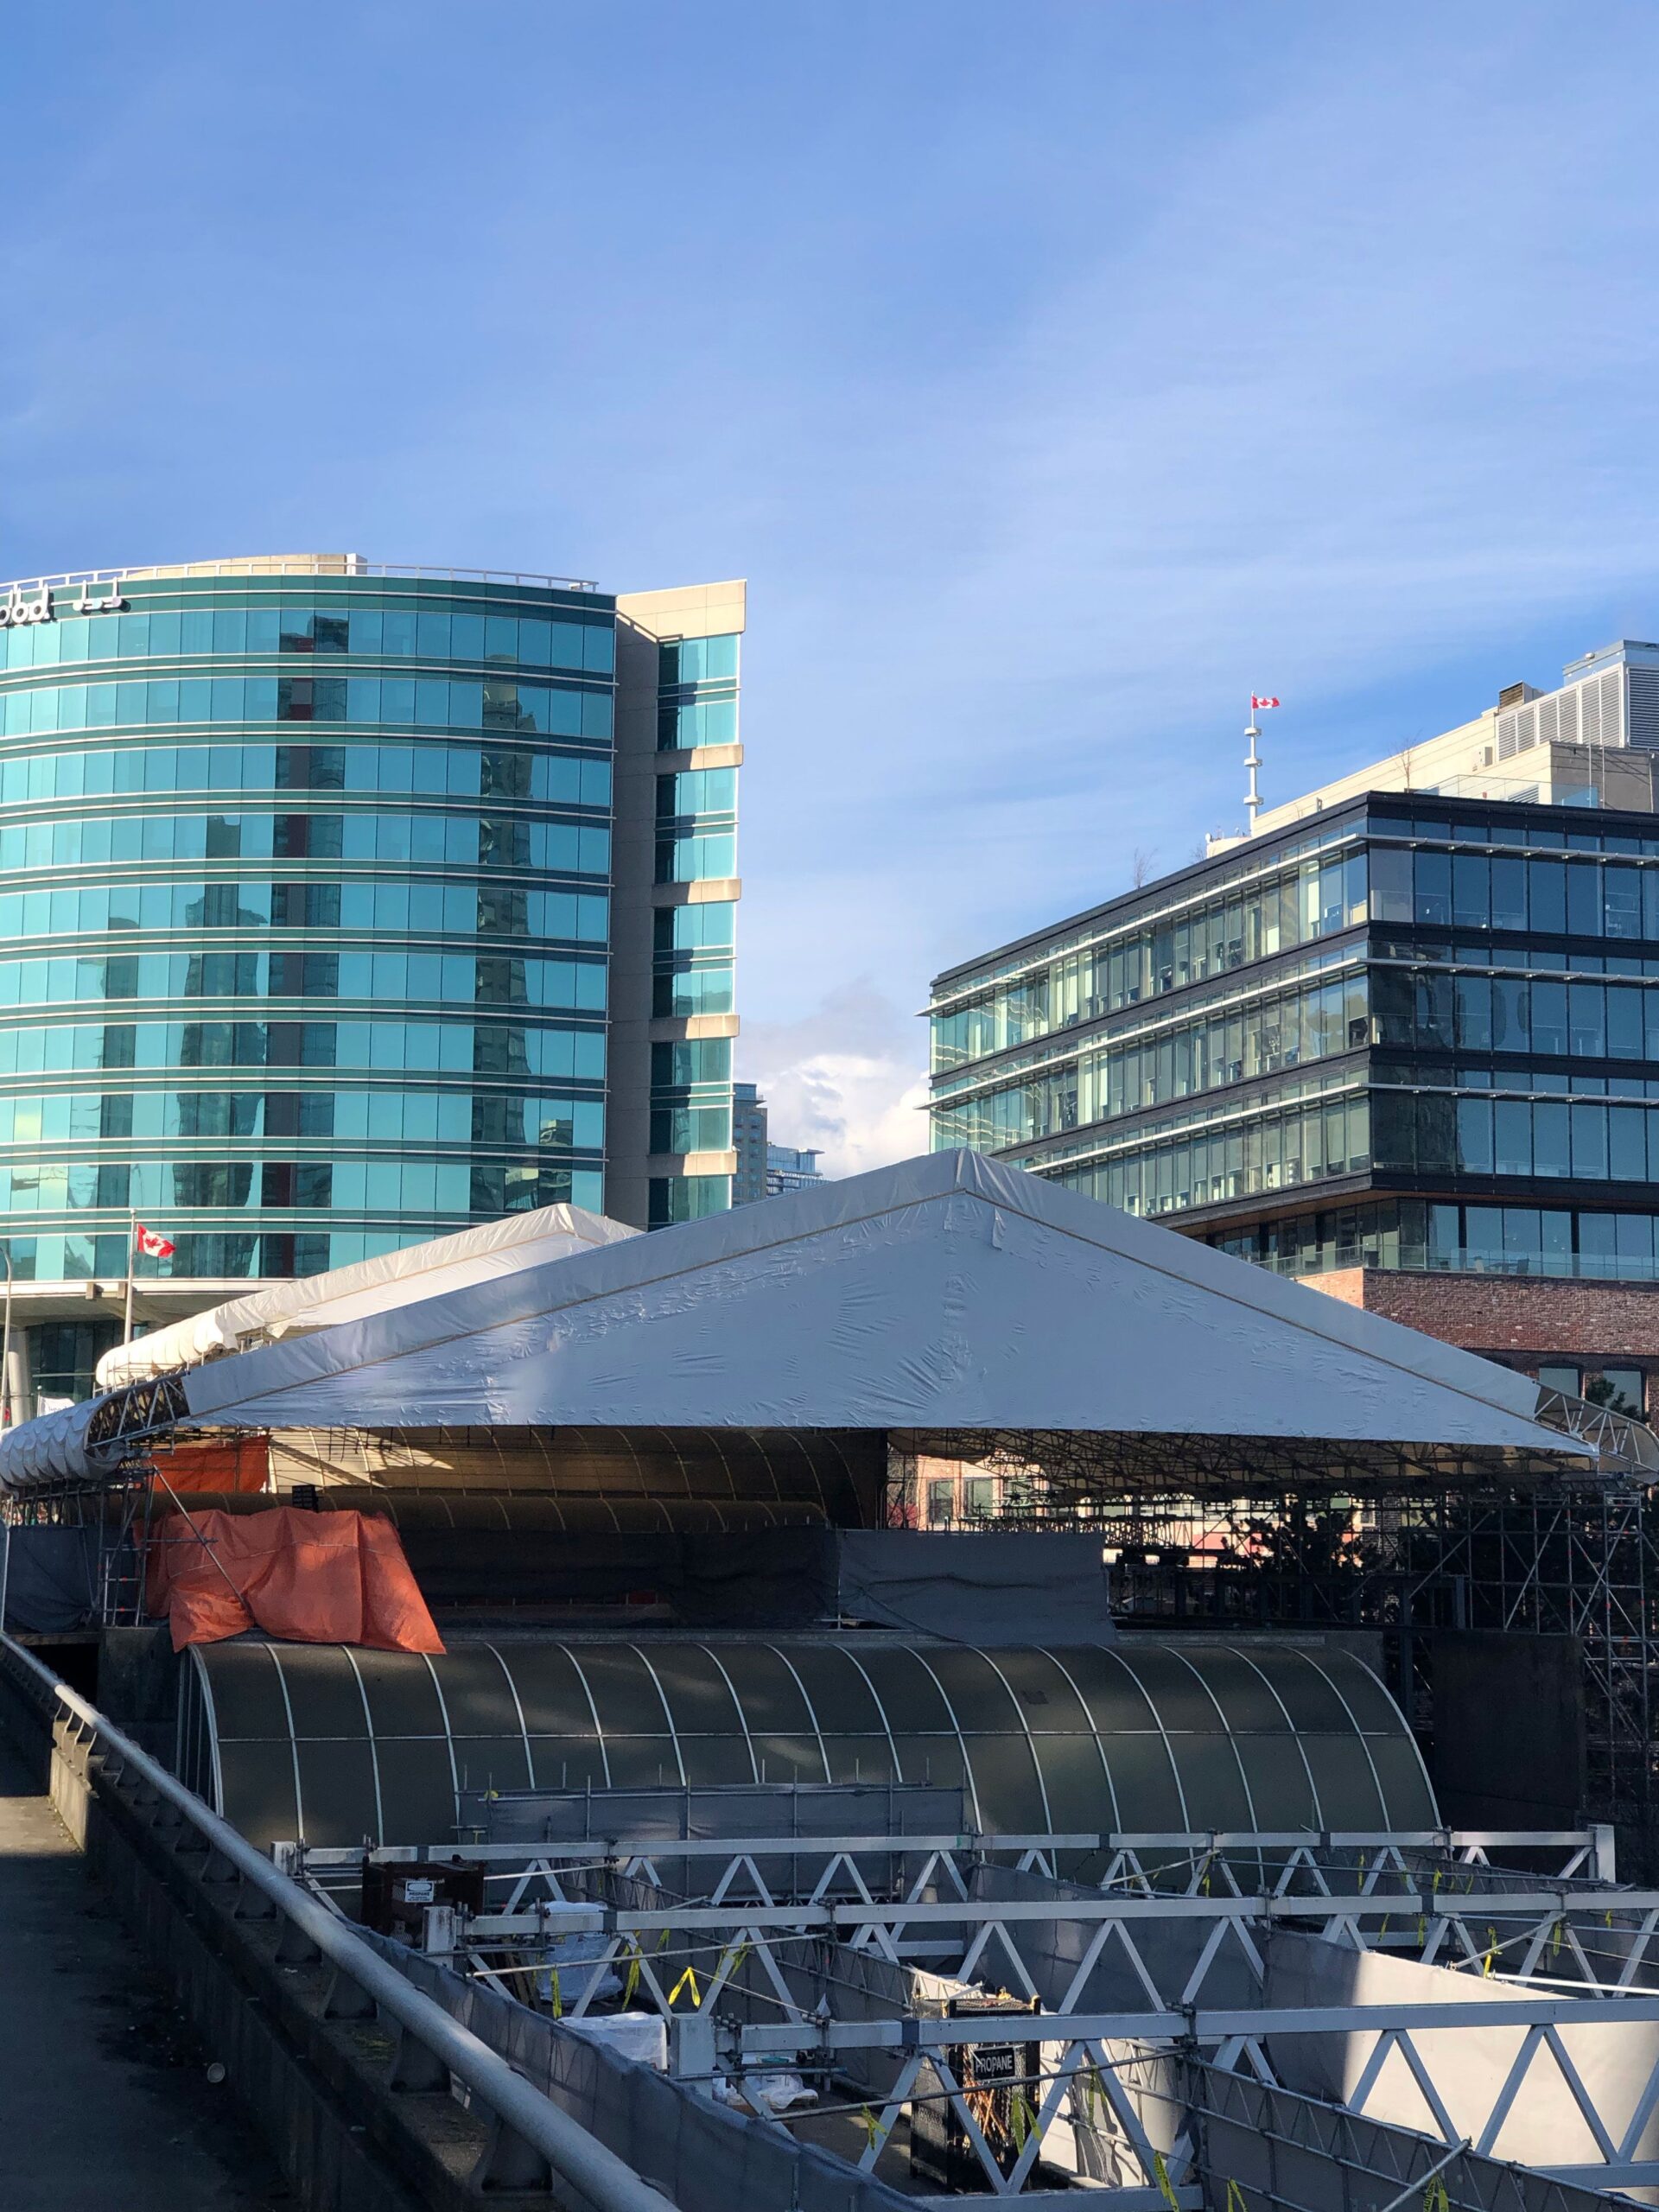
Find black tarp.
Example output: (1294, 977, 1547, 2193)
(1, 1524, 103, 1633)
(675, 1528, 1114, 1643)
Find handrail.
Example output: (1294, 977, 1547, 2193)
(0, 1631, 676, 2212)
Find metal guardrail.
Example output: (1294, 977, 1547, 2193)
(0, 559, 600, 594)
(0, 1631, 675, 2212)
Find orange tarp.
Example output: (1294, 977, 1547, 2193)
(148, 1435, 270, 1495)
(145, 1505, 446, 1656)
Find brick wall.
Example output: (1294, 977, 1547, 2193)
(1302, 1266, 1659, 1365)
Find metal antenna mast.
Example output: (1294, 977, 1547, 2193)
(1244, 702, 1262, 832)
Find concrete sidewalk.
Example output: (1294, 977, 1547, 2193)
(0, 1728, 288, 2210)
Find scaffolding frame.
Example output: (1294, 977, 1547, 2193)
(888, 1433, 1659, 1849)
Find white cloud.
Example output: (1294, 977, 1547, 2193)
(740, 983, 931, 1179)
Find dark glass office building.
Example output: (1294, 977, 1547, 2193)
(930, 788, 1659, 1417)
(0, 557, 743, 1406)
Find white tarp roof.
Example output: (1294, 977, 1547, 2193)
(0, 1153, 1593, 1492)
(174, 1150, 1571, 1448)
(96, 1204, 639, 1389)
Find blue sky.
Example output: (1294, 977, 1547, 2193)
(7, 2, 1659, 1168)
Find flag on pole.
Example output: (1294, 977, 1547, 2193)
(134, 1223, 175, 1261)
(1251, 695, 1281, 710)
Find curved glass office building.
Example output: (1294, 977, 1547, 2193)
(0, 557, 744, 1406)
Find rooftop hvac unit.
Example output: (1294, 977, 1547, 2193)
(1629, 667, 1659, 752)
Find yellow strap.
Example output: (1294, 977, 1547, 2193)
(1154, 2150, 1179, 2212)
(668, 1964, 702, 2008)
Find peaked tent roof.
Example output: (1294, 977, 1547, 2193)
(95, 1203, 639, 1390)
(156, 1149, 1583, 1459)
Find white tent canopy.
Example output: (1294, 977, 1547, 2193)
(0, 1153, 1597, 1493)
(96, 1204, 639, 1389)
(177, 1152, 1575, 1448)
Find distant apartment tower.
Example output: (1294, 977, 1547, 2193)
(732, 1081, 769, 1205)
(928, 638, 1659, 1421)
(766, 1142, 824, 1196)
(730, 1079, 826, 1204)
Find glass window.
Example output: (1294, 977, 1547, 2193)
(1490, 855, 1527, 932)
(1607, 984, 1643, 1059)
(1605, 864, 1643, 939)
(1494, 1099, 1531, 1175)
(1537, 1362, 1580, 1395)
(1571, 1101, 1608, 1178)
(1414, 849, 1452, 927)
(1452, 853, 1489, 929)
(1454, 973, 1491, 1052)
(1534, 1100, 1570, 1177)
(1541, 1210, 1573, 1274)
(1531, 978, 1568, 1057)
(1491, 976, 1529, 1052)
(1588, 1366, 1644, 1417)
(1456, 1096, 1492, 1173)
(1529, 860, 1567, 935)
(1502, 1207, 1541, 1268)
(1611, 1105, 1648, 1181)
(1567, 863, 1602, 937)
(1568, 982, 1605, 1057)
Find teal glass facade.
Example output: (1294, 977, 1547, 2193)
(647, 630, 740, 1228)
(0, 565, 614, 1304)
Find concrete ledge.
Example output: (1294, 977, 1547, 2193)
(0, 1656, 512, 2212)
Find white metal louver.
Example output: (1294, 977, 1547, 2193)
(1630, 667, 1659, 752)
(1495, 669, 1623, 765)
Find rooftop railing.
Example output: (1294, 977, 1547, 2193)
(1, 556, 600, 595)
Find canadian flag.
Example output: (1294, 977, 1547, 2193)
(134, 1223, 175, 1261)
(1251, 695, 1281, 710)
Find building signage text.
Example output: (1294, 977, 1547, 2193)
(0, 583, 128, 630)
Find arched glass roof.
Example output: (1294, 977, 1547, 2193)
(181, 1636, 1436, 1850)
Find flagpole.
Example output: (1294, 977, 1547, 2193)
(1244, 695, 1262, 834)
(124, 1208, 136, 1347)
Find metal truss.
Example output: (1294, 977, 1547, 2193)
(301, 1822, 1659, 2202)
(893, 1411, 1657, 1497)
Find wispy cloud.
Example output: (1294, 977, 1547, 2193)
(740, 983, 930, 1179)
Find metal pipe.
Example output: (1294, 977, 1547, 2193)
(0, 1632, 677, 2212)
(1370, 2139, 1471, 2212)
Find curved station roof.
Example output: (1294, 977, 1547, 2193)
(178, 1632, 1437, 1849)
(0, 1151, 1623, 1493)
